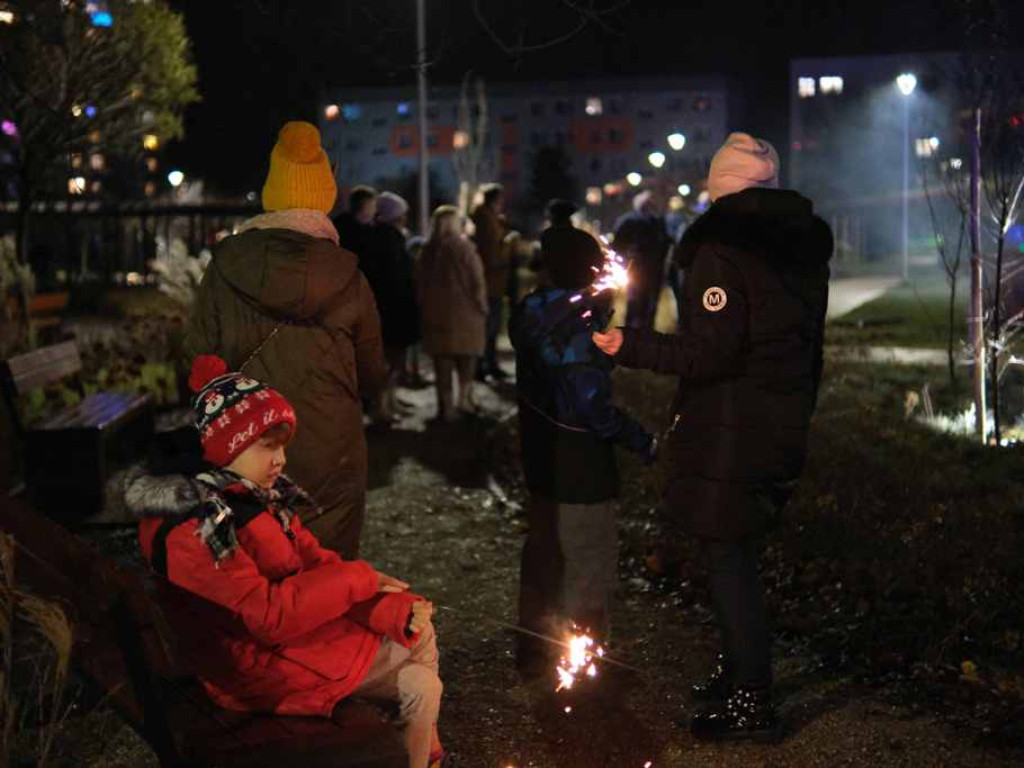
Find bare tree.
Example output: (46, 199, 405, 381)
(921, 158, 968, 389)
(451, 73, 493, 216)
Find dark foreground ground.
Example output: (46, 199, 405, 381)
(25, 348, 1024, 767)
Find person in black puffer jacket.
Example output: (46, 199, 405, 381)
(593, 132, 832, 743)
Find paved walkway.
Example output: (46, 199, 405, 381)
(826, 277, 902, 320)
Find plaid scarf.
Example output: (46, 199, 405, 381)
(192, 469, 319, 565)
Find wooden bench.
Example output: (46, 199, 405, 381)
(1, 340, 154, 522)
(0, 496, 408, 767)
(27, 291, 71, 343)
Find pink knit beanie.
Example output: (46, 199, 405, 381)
(708, 133, 780, 202)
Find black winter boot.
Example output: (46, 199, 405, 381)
(691, 686, 780, 743)
(691, 654, 731, 702)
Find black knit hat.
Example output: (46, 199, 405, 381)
(541, 227, 603, 290)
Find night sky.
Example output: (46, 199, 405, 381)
(164, 0, 1015, 197)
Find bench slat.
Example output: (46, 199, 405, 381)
(39, 392, 151, 431)
(5, 340, 82, 393)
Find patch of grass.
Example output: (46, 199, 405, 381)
(827, 275, 968, 349)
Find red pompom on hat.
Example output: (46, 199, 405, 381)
(188, 355, 296, 467)
(189, 354, 229, 393)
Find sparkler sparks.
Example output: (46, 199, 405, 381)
(591, 238, 630, 295)
(555, 627, 604, 692)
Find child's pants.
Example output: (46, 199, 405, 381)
(353, 622, 442, 768)
(518, 495, 618, 643)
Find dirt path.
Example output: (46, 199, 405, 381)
(358, 369, 1022, 768)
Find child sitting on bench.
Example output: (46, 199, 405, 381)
(127, 354, 448, 768)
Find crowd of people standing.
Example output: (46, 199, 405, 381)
(125, 119, 831, 764)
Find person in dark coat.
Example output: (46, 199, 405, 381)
(593, 132, 832, 742)
(511, 227, 656, 673)
(529, 199, 579, 281)
(470, 184, 510, 380)
(612, 190, 671, 330)
(333, 185, 379, 261)
(367, 192, 421, 422)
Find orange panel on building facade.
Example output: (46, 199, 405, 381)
(390, 125, 457, 157)
(569, 116, 634, 155)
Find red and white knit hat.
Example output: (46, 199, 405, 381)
(189, 355, 296, 467)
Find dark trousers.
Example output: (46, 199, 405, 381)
(483, 297, 503, 373)
(702, 538, 772, 689)
(519, 496, 617, 644)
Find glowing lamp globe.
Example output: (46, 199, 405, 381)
(896, 73, 917, 97)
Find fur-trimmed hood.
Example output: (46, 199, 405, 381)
(675, 188, 833, 270)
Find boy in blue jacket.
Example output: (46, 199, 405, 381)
(510, 227, 656, 673)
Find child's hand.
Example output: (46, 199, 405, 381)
(592, 328, 623, 356)
(377, 572, 410, 593)
(407, 600, 434, 635)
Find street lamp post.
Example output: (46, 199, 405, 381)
(896, 73, 917, 281)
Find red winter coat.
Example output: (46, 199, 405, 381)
(138, 505, 421, 717)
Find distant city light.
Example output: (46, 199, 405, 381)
(950, 157, 964, 170)
(585, 187, 603, 205)
(647, 151, 666, 169)
(896, 73, 917, 97)
(678, 183, 692, 197)
(324, 104, 340, 121)
(585, 97, 603, 116)
(68, 177, 86, 195)
(668, 196, 685, 211)
(146, 157, 158, 172)
(667, 132, 686, 151)
(929, 136, 940, 150)
(603, 182, 622, 196)
(0, 10, 15, 24)
(85, 105, 97, 118)
(1, 120, 17, 138)
(819, 76, 844, 95)
(71, 105, 84, 118)
(626, 172, 643, 187)
(697, 190, 711, 205)
(144, 182, 156, 197)
(143, 134, 159, 151)
(798, 77, 816, 98)
(453, 130, 470, 149)
(341, 104, 363, 122)
(167, 170, 185, 188)
(90, 11, 113, 27)
(89, 153, 105, 171)
(70, 153, 83, 169)
(397, 102, 410, 116)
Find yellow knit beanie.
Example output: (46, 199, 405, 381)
(261, 121, 337, 213)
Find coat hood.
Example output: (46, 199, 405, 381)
(676, 188, 833, 270)
(213, 210, 359, 322)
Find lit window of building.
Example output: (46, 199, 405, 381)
(89, 153, 105, 171)
(341, 104, 362, 122)
(144, 181, 156, 197)
(819, 76, 844, 95)
(90, 180, 102, 194)
(143, 134, 159, 151)
(146, 157, 159, 172)
(453, 130, 470, 149)
(68, 177, 86, 195)
(585, 187, 603, 205)
(585, 97, 603, 116)
(798, 77, 816, 98)
(603, 182, 623, 197)
(70, 154, 83, 169)
(71, 104, 84, 118)
(0, 9, 15, 24)
(396, 102, 410, 116)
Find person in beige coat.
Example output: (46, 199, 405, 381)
(416, 206, 487, 421)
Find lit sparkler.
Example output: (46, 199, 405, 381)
(555, 625, 605, 692)
(591, 237, 630, 295)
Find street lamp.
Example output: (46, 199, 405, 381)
(667, 132, 686, 151)
(626, 172, 643, 187)
(648, 151, 666, 169)
(896, 72, 917, 280)
(167, 170, 185, 188)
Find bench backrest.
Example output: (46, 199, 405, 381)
(3, 340, 82, 397)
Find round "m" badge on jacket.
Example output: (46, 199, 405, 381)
(702, 286, 728, 312)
